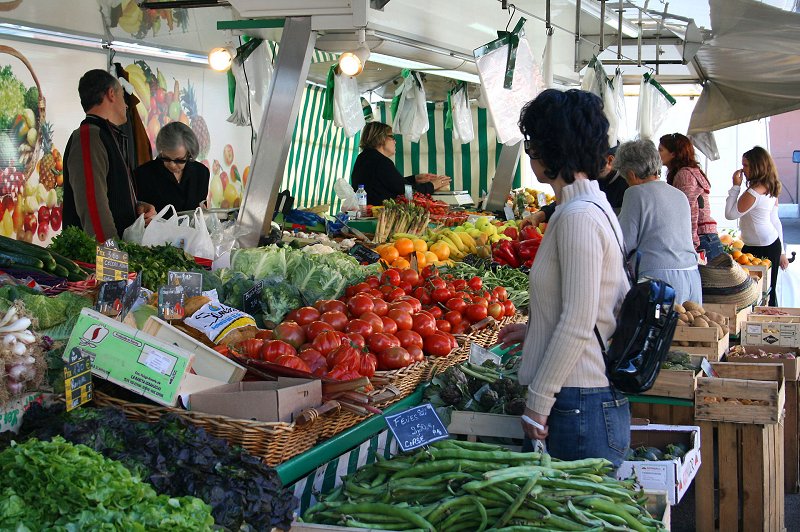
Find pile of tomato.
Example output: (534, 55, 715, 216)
(233, 266, 516, 381)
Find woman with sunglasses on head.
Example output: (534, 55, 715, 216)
(351, 121, 450, 207)
(496, 89, 630, 468)
(658, 133, 723, 260)
(133, 122, 210, 214)
(725, 146, 789, 306)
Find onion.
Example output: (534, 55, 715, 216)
(6, 379, 25, 395)
(7, 363, 34, 382)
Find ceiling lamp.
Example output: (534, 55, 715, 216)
(338, 29, 370, 76)
(208, 46, 235, 71)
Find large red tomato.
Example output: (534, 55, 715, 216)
(444, 310, 463, 326)
(380, 269, 401, 286)
(345, 282, 371, 298)
(305, 320, 334, 341)
(488, 302, 505, 320)
(359, 312, 384, 334)
(359, 352, 378, 377)
(446, 297, 467, 313)
(294, 306, 321, 326)
(367, 332, 400, 353)
(365, 275, 380, 288)
(346, 333, 366, 349)
(395, 329, 424, 349)
(464, 304, 488, 323)
(400, 269, 420, 287)
(412, 286, 432, 305)
(467, 276, 483, 291)
(347, 294, 374, 317)
(259, 340, 296, 362)
(452, 279, 467, 291)
(275, 355, 311, 373)
(435, 320, 452, 333)
(388, 301, 413, 313)
(377, 347, 413, 370)
(452, 321, 469, 334)
(327, 343, 362, 371)
(406, 344, 424, 362)
(298, 349, 327, 373)
(503, 300, 516, 317)
(273, 321, 306, 349)
(427, 306, 443, 320)
(412, 311, 437, 338)
(317, 299, 348, 314)
(345, 318, 373, 337)
(396, 296, 422, 313)
(381, 316, 398, 335)
(493, 286, 508, 302)
(312, 330, 343, 356)
(321, 311, 348, 331)
(423, 332, 452, 357)
(371, 298, 389, 317)
(388, 308, 413, 331)
(430, 288, 452, 304)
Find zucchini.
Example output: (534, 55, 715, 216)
(0, 237, 57, 271)
(48, 249, 84, 274)
(0, 252, 45, 270)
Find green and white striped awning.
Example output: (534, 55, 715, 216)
(282, 86, 522, 212)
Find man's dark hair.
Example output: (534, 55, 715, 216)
(518, 89, 609, 183)
(78, 69, 119, 112)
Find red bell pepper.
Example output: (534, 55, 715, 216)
(520, 225, 542, 242)
(503, 226, 519, 240)
(493, 240, 520, 268)
(518, 239, 541, 262)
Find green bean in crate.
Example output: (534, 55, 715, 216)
(301, 439, 665, 531)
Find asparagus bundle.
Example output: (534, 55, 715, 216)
(373, 200, 431, 243)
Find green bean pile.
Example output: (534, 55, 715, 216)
(301, 440, 665, 531)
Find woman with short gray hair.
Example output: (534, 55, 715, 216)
(134, 122, 210, 213)
(615, 139, 702, 303)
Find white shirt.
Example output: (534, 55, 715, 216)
(725, 186, 785, 249)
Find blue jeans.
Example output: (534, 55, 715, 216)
(523, 387, 630, 469)
(698, 232, 724, 261)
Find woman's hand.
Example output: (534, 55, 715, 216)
(781, 253, 789, 270)
(520, 210, 546, 230)
(732, 169, 744, 186)
(415, 173, 436, 184)
(137, 202, 156, 226)
(497, 322, 526, 355)
(433, 175, 451, 191)
(521, 407, 549, 440)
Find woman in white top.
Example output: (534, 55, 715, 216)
(725, 146, 789, 306)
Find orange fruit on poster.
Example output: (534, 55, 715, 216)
(413, 239, 428, 253)
(394, 238, 414, 257)
(380, 245, 400, 263)
(392, 257, 411, 269)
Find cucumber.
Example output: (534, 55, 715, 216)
(47, 249, 84, 274)
(0, 236, 57, 272)
(0, 252, 45, 270)
(52, 265, 70, 278)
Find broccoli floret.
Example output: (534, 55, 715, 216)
(478, 389, 499, 410)
(24, 86, 39, 118)
(440, 385, 464, 406)
(506, 397, 526, 416)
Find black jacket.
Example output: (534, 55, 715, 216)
(134, 159, 210, 214)
(351, 148, 433, 206)
(63, 115, 138, 241)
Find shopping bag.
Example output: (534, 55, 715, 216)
(122, 214, 146, 244)
(182, 207, 215, 260)
(451, 84, 474, 144)
(140, 204, 195, 249)
(333, 71, 365, 138)
(392, 72, 429, 142)
(636, 73, 675, 140)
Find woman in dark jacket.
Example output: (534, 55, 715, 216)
(351, 121, 450, 206)
(134, 122, 210, 213)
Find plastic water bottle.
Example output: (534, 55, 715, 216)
(356, 185, 368, 218)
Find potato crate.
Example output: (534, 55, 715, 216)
(671, 325, 729, 361)
(703, 303, 751, 336)
(694, 420, 784, 532)
(642, 355, 706, 400)
(694, 362, 785, 424)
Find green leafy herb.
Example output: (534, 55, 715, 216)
(48, 226, 97, 264)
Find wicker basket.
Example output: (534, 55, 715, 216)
(93, 391, 321, 466)
(318, 409, 372, 441)
(372, 359, 431, 402)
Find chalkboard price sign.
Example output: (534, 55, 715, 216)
(243, 280, 264, 315)
(348, 243, 381, 264)
(384, 403, 449, 452)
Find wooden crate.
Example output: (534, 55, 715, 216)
(630, 402, 696, 426)
(742, 321, 800, 348)
(725, 346, 800, 381)
(704, 303, 752, 336)
(694, 362, 785, 424)
(447, 411, 524, 441)
(748, 313, 800, 324)
(671, 325, 729, 360)
(754, 306, 800, 317)
(695, 420, 784, 532)
(743, 268, 766, 295)
(642, 355, 705, 400)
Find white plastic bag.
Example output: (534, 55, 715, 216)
(334, 178, 359, 212)
(691, 131, 721, 161)
(140, 205, 196, 249)
(333, 71, 365, 138)
(245, 40, 273, 108)
(182, 208, 215, 260)
(451, 85, 474, 144)
(581, 57, 620, 146)
(475, 35, 543, 145)
(542, 29, 554, 89)
(392, 72, 429, 143)
(636, 74, 675, 140)
(611, 70, 628, 142)
(228, 58, 251, 126)
(777, 263, 800, 307)
(122, 214, 146, 244)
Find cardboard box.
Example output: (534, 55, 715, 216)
(63, 309, 226, 407)
(142, 316, 246, 383)
(742, 321, 800, 347)
(189, 378, 322, 423)
(616, 424, 702, 505)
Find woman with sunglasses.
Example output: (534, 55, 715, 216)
(658, 133, 723, 260)
(134, 122, 210, 214)
(351, 121, 450, 207)
(497, 89, 630, 468)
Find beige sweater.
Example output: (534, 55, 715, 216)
(519, 179, 629, 415)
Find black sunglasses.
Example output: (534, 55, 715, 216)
(159, 155, 191, 164)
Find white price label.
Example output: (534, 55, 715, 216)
(138, 346, 178, 376)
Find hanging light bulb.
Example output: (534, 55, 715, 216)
(338, 29, 370, 76)
(208, 46, 234, 71)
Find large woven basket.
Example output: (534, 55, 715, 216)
(318, 408, 372, 441)
(93, 391, 321, 466)
(372, 359, 431, 402)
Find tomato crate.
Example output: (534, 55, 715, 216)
(703, 303, 751, 336)
(642, 355, 705, 400)
(694, 362, 785, 425)
(671, 325, 729, 361)
(753, 306, 800, 317)
(695, 420, 784, 532)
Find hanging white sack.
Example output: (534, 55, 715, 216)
(691, 131, 721, 161)
(333, 71, 365, 138)
(581, 57, 619, 147)
(228, 57, 251, 126)
(245, 40, 273, 108)
(451, 85, 474, 144)
(636, 73, 676, 140)
(392, 72, 429, 142)
(611, 70, 629, 142)
(542, 28, 554, 89)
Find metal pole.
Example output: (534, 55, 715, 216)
(599, 0, 605, 51)
(574, 0, 582, 72)
(637, 7, 642, 66)
(617, 0, 623, 60)
(484, 141, 522, 211)
(235, 17, 316, 247)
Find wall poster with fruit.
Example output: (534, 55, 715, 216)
(123, 58, 251, 210)
(0, 45, 62, 244)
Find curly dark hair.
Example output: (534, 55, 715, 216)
(518, 89, 609, 182)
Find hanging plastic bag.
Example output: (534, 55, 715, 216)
(611, 70, 628, 142)
(122, 214, 146, 244)
(450, 84, 474, 144)
(636, 73, 676, 140)
(777, 262, 799, 307)
(392, 71, 429, 142)
(245, 40, 273, 108)
(542, 28, 554, 89)
(140, 205, 196, 249)
(474, 19, 543, 145)
(581, 57, 619, 146)
(333, 71, 365, 138)
(334, 178, 359, 213)
(691, 131, 720, 161)
(227, 57, 251, 126)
